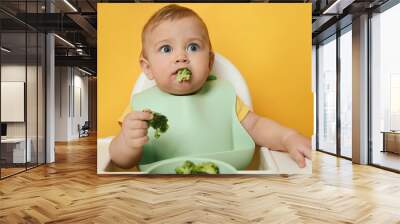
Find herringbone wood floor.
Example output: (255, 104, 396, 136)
(1, 134, 400, 223)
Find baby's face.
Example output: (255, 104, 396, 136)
(140, 16, 213, 95)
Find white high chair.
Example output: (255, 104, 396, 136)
(97, 53, 311, 174)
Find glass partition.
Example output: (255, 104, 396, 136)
(1, 30, 28, 177)
(0, 1, 46, 179)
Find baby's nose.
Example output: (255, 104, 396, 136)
(175, 52, 189, 64)
(175, 57, 189, 63)
(175, 58, 188, 63)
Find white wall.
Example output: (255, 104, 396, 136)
(1, 66, 25, 131)
(72, 73, 89, 138)
(55, 67, 89, 141)
(55, 66, 69, 141)
(1, 65, 39, 137)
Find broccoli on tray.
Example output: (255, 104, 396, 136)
(146, 110, 169, 139)
(175, 160, 220, 174)
(175, 161, 195, 174)
(176, 68, 192, 82)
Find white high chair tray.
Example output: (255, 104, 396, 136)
(97, 138, 311, 175)
(237, 147, 311, 174)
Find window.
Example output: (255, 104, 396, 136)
(390, 74, 400, 130)
(371, 2, 400, 171)
(339, 27, 352, 158)
(317, 35, 337, 154)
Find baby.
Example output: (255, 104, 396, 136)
(109, 4, 311, 170)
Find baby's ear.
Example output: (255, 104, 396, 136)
(209, 51, 215, 70)
(139, 56, 154, 80)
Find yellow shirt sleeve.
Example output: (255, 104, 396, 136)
(236, 97, 250, 122)
(117, 96, 250, 124)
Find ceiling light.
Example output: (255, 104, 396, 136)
(77, 67, 93, 76)
(54, 34, 75, 48)
(1, 47, 11, 53)
(63, 0, 78, 12)
(322, 0, 355, 15)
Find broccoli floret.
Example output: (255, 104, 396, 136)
(175, 160, 195, 174)
(176, 68, 192, 82)
(191, 162, 220, 174)
(146, 111, 169, 139)
(175, 161, 219, 174)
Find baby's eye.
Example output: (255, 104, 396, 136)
(187, 43, 199, 52)
(160, 45, 172, 53)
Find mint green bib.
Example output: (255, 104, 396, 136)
(131, 80, 255, 171)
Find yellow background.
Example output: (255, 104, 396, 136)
(98, 3, 312, 138)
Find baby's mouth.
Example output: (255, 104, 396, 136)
(174, 68, 192, 83)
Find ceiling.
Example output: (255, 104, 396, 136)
(0, 0, 393, 75)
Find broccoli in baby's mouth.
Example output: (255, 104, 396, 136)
(146, 110, 169, 139)
(176, 68, 192, 82)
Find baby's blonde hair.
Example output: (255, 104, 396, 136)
(141, 4, 212, 58)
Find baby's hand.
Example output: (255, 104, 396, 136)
(282, 132, 312, 168)
(121, 110, 153, 150)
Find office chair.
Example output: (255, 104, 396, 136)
(79, 121, 90, 138)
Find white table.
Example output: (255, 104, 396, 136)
(1, 138, 32, 163)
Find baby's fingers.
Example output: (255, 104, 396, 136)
(299, 144, 312, 160)
(296, 136, 312, 160)
(126, 111, 153, 121)
(129, 129, 148, 138)
(125, 120, 149, 130)
(290, 149, 306, 168)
